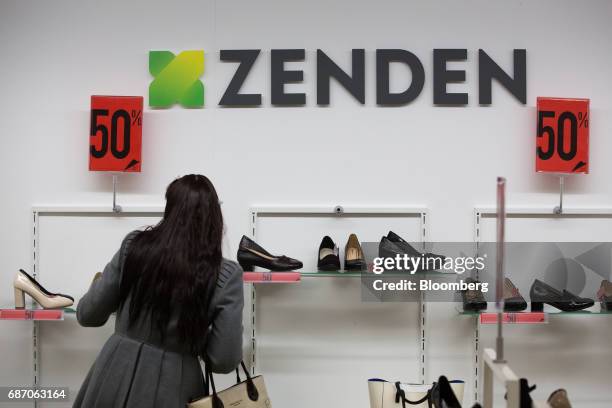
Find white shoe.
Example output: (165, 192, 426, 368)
(13, 269, 74, 309)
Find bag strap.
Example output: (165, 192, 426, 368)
(204, 362, 224, 408)
(394, 382, 433, 407)
(234, 361, 260, 401)
(205, 359, 260, 403)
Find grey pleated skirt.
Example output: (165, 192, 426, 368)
(73, 333, 205, 408)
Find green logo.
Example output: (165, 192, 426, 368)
(149, 50, 204, 108)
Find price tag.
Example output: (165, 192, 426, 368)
(536, 97, 589, 174)
(89, 96, 143, 172)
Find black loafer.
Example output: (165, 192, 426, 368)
(530, 279, 594, 312)
(237, 236, 303, 271)
(378, 231, 446, 272)
(317, 236, 340, 271)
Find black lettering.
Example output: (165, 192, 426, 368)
(317, 49, 365, 105)
(376, 49, 425, 105)
(219, 49, 262, 106)
(271, 49, 306, 105)
(479, 49, 526, 105)
(433, 49, 468, 105)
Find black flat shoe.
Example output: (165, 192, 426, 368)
(317, 236, 340, 271)
(383, 231, 422, 257)
(462, 277, 487, 312)
(237, 236, 303, 271)
(530, 279, 594, 312)
(379, 231, 445, 272)
(345, 234, 366, 271)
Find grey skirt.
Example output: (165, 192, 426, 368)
(73, 333, 205, 408)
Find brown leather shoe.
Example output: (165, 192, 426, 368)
(548, 389, 571, 408)
(344, 234, 366, 271)
(597, 280, 612, 310)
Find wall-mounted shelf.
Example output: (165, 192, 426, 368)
(247, 205, 429, 383)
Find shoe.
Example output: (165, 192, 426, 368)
(462, 277, 487, 312)
(237, 236, 303, 272)
(379, 231, 445, 272)
(503, 278, 527, 311)
(519, 378, 535, 408)
(548, 389, 572, 408)
(13, 269, 74, 309)
(344, 234, 366, 271)
(597, 280, 612, 311)
(317, 236, 340, 271)
(530, 279, 594, 312)
(380, 231, 422, 258)
(430, 376, 461, 408)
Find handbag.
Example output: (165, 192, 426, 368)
(188, 361, 271, 408)
(368, 377, 464, 408)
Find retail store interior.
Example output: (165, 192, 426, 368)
(1, 0, 612, 407)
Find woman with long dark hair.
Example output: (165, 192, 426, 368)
(74, 174, 244, 407)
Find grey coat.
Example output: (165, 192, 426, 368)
(74, 231, 244, 408)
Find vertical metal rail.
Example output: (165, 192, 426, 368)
(32, 210, 40, 408)
(249, 210, 257, 376)
(495, 177, 506, 363)
(418, 211, 428, 384)
(473, 210, 482, 403)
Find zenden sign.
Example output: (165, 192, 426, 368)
(148, 49, 526, 108)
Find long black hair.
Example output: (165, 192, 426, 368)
(120, 174, 223, 353)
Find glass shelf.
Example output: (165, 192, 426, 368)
(244, 269, 457, 283)
(301, 270, 362, 277)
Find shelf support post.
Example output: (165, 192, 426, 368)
(112, 174, 122, 213)
(553, 176, 564, 215)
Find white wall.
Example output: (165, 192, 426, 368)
(1, 0, 612, 406)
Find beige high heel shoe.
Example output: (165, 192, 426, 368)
(13, 269, 74, 309)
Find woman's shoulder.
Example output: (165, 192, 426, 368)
(216, 259, 243, 289)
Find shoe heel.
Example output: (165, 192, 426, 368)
(14, 288, 25, 309)
(239, 262, 254, 272)
(531, 301, 544, 312)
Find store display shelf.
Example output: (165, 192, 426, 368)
(0, 308, 65, 321)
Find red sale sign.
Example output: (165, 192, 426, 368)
(536, 97, 589, 174)
(89, 96, 143, 172)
